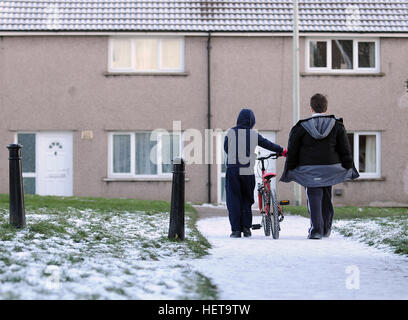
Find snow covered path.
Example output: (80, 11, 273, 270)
(190, 215, 408, 300)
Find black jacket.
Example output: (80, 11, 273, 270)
(286, 115, 353, 170)
(280, 115, 359, 187)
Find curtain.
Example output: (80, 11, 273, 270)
(112, 39, 131, 69)
(134, 39, 158, 70)
(113, 135, 131, 173)
(135, 132, 157, 175)
(365, 135, 376, 173)
(161, 39, 181, 70)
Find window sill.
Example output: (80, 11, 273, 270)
(103, 177, 190, 182)
(350, 177, 385, 182)
(301, 72, 385, 77)
(103, 71, 189, 77)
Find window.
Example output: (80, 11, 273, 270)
(307, 38, 379, 73)
(347, 132, 381, 179)
(17, 133, 36, 194)
(217, 132, 227, 203)
(109, 131, 182, 178)
(109, 37, 184, 73)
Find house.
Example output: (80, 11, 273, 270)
(1, 0, 408, 207)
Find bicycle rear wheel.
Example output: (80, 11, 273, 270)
(270, 189, 280, 239)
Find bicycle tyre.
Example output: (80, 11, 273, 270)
(270, 189, 280, 239)
(262, 213, 271, 236)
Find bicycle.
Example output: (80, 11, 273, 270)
(252, 153, 289, 239)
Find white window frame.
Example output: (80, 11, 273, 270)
(108, 37, 185, 73)
(108, 131, 183, 179)
(216, 132, 227, 204)
(15, 132, 38, 194)
(349, 131, 381, 179)
(305, 38, 380, 73)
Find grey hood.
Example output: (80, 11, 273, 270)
(301, 116, 336, 140)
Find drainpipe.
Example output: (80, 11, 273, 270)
(207, 32, 212, 204)
(293, 0, 302, 206)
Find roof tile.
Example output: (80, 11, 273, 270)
(0, 0, 407, 32)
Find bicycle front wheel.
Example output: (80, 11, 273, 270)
(270, 189, 280, 239)
(262, 213, 271, 236)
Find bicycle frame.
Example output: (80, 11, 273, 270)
(257, 157, 275, 215)
(254, 152, 289, 238)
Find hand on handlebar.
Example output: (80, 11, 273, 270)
(257, 149, 287, 161)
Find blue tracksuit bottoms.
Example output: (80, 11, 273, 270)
(225, 167, 256, 232)
(306, 186, 334, 236)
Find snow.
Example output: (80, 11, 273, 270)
(334, 217, 408, 254)
(190, 215, 408, 300)
(0, 209, 207, 300)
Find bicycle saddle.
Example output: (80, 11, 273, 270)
(262, 172, 276, 180)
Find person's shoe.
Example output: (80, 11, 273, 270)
(242, 227, 252, 238)
(308, 232, 322, 239)
(323, 228, 332, 238)
(230, 231, 241, 238)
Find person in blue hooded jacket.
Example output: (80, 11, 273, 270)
(224, 108, 287, 238)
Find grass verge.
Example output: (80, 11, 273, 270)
(0, 193, 216, 299)
(284, 205, 408, 255)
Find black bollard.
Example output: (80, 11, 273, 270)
(168, 158, 185, 240)
(7, 144, 26, 228)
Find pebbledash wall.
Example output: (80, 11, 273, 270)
(0, 35, 407, 206)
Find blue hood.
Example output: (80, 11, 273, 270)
(236, 108, 256, 129)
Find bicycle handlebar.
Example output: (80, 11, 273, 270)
(257, 153, 281, 161)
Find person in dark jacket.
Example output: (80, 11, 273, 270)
(224, 108, 286, 238)
(280, 94, 359, 239)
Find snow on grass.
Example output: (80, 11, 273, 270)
(333, 215, 408, 255)
(0, 207, 216, 300)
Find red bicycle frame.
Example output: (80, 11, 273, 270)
(257, 157, 277, 213)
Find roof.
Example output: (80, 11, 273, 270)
(0, 0, 407, 33)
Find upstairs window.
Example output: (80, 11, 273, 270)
(307, 38, 380, 73)
(109, 37, 184, 73)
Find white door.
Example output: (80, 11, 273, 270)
(253, 131, 276, 206)
(37, 132, 73, 196)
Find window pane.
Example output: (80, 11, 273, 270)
(134, 39, 159, 70)
(113, 135, 131, 173)
(221, 153, 226, 173)
(358, 42, 376, 68)
(111, 39, 131, 69)
(359, 135, 376, 173)
(310, 41, 327, 68)
(23, 177, 36, 194)
(17, 133, 36, 173)
(135, 132, 157, 175)
(221, 177, 226, 203)
(162, 133, 180, 174)
(332, 40, 353, 69)
(161, 39, 181, 70)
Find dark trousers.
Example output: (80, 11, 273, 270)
(306, 186, 334, 236)
(225, 167, 256, 232)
